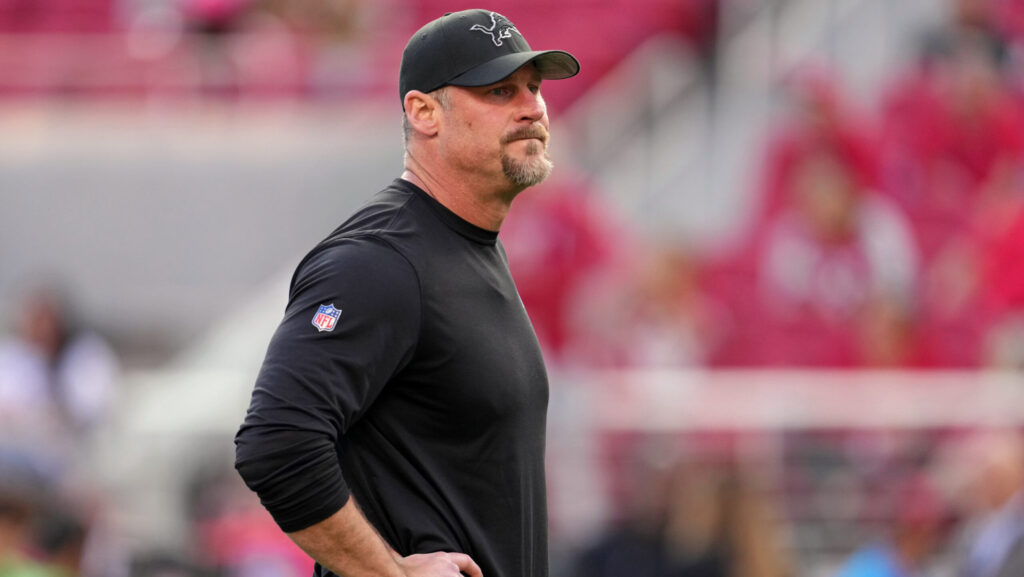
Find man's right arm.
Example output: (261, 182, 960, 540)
(287, 497, 482, 577)
(235, 240, 480, 575)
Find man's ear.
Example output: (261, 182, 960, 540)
(404, 90, 441, 138)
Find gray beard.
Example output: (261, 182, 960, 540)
(501, 142, 553, 188)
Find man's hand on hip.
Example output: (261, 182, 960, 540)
(397, 551, 483, 577)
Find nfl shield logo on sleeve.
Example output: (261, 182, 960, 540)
(312, 304, 342, 332)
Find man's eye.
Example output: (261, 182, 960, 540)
(491, 87, 510, 96)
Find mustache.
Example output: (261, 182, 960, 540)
(502, 126, 549, 145)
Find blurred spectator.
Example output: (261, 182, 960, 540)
(0, 486, 42, 576)
(924, 0, 1009, 68)
(667, 466, 793, 577)
(569, 453, 671, 577)
(0, 282, 118, 577)
(754, 65, 880, 234)
(172, 0, 318, 98)
(714, 65, 900, 367)
(34, 509, 89, 577)
(259, 0, 382, 97)
(177, 0, 253, 98)
(971, 162, 1024, 315)
(674, 0, 720, 91)
(571, 454, 792, 577)
(563, 243, 729, 369)
(947, 429, 1024, 577)
(258, 0, 362, 40)
(834, 473, 948, 577)
(0, 283, 119, 444)
(179, 0, 251, 36)
(917, 158, 1024, 367)
(878, 19, 1024, 263)
(0, 460, 83, 577)
(0, 500, 63, 576)
(970, 161, 1024, 370)
(751, 149, 921, 367)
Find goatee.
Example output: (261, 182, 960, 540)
(501, 143, 553, 188)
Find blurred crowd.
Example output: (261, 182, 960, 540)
(0, 0, 718, 107)
(504, 0, 1024, 372)
(2, 0, 1024, 576)
(0, 284, 312, 575)
(0, 284, 118, 576)
(559, 425, 1024, 577)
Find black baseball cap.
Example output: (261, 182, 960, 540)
(399, 9, 580, 104)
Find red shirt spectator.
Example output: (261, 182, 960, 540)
(919, 160, 1024, 367)
(878, 36, 1024, 261)
(751, 150, 921, 367)
(754, 65, 881, 233)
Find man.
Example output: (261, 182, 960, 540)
(234, 8, 579, 577)
(953, 429, 1024, 577)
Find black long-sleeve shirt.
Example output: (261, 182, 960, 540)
(234, 179, 550, 577)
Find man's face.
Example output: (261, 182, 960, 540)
(442, 64, 552, 190)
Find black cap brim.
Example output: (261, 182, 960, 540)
(446, 50, 580, 88)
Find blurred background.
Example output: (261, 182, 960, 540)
(2, 0, 1024, 576)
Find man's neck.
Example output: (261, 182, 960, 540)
(400, 164, 522, 232)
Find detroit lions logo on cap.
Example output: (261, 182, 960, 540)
(312, 303, 342, 332)
(469, 11, 519, 47)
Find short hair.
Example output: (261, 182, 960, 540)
(402, 87, 451, 148)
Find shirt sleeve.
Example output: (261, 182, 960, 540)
(234, 237, 421, 532)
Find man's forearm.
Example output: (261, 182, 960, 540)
(287, 496, 405, 577)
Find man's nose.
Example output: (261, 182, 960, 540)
(516, 90, 546, 123)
